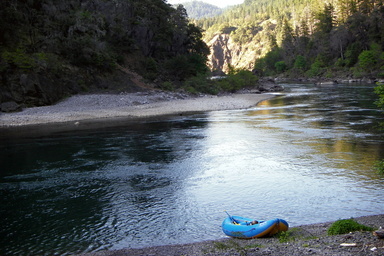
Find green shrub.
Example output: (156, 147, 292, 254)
(232, 69, 258, 86)
(344, 42, 361, 67)
(183, 73, 219, 94)
(183, 86, 198, 94)
(374, 83, 384, 109)
(164, 53, 208, 81)
(142, 57, 158, 81)
(92, 51, 117, 70)
(275, 61, 287, 73)
(378, 66, 384, 78)
(306, 58, 325, 77)
(358, 50, 377, 71)
(160, 81, 175, 91)
(277, 230, 295, 243)
(254, 48, 282, 75)
(327, 219, 373, 235)
(294, 55, 307, 70)
(374, 159, 384, 175)
(2, 48, 36, 69)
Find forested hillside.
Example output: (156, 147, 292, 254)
(181, 1, 223, 19)
(198, 0, 384, 78)
(0, 0, 209, 110)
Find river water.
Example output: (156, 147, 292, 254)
(1, 83, 384, 255)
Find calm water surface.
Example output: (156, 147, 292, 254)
(1, 83, 384, 255)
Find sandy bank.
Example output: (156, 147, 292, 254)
(0, 92, 274, 135)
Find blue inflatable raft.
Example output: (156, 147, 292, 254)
(222, 215, 289, 238)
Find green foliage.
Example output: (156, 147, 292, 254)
(344, 43, 362, 67)
(358, 50, 377, 71)
(183, 73, 219, 94)
(277, 230, 295, 243)
(374, 83, 384, 109)
(254, 48, 282, 75)
(357, 43, 383, 73)
(306, 57, 325, 77)
(1, 48, 36, 69)
(294, 55, 307, 71)
(231, 25, 259, 43)
(219, 24, 237, 34)
(164, 53, 208, 81)
(327, 219, 374, 235)
(374, 159, 384, 175)
(183, 69, 258, 95)
(93, 51, 117, 70)
(275, 227, 318, 243)
(306, 54, 332, 77)
(315, 3, 334, 34)
(234, 70, 258, 86)
(198, 0, 384, 78)
(217, 69, 258, 92)
(275, 61, 287, 73)
(0, 0, 210, 83)
(379, 65, 384, 78)
(160, 81, 175, 91)
(142, 57, 158, 81)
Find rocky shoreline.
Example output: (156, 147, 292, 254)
(81, 214, 384, 256)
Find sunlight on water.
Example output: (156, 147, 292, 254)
(1, 84, 384, 255)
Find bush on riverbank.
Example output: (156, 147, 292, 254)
(374, 160, 384, 175)
(182, 69, 259, 95)
(327, 219, 374, 235)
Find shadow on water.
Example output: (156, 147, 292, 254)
(1, 84, 384, 255)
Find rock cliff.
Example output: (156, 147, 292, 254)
(207, 34, 255, 73)
(206, 20, 277, 74)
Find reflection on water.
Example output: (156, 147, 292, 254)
(1, 84, 384, 255)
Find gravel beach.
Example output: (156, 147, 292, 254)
(82, 214, 384, 256)
(0, 91, 274, 133)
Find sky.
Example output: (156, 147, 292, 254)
(167, 0, 244, 8)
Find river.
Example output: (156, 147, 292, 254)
(1, 83, 384, 255)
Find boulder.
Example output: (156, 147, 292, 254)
(0, 101, 21, 112)
(259, 79, 284, 92)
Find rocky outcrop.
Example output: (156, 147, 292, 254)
(0, 72, 81, 110)
(206, 20, 277, 74)
(207, 34, 257, 73)
(258, 79, 285, 92)
(0, 68, 149, 112)
(0, 101, 21, 112)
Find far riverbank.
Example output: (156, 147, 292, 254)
(0, 91, 275, 137)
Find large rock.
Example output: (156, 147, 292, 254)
(0, 101, 21, 112)
(0, 71, 83, 112)
(0, 67, 148, 112)
(258, 79, 284, 92)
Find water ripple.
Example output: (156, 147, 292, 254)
(1, 84, 384, 255)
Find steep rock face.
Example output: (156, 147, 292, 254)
(206, 20, 277, 74)
(208, 34, 255, 73)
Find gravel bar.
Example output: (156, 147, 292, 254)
(81, 214, 384, 256)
